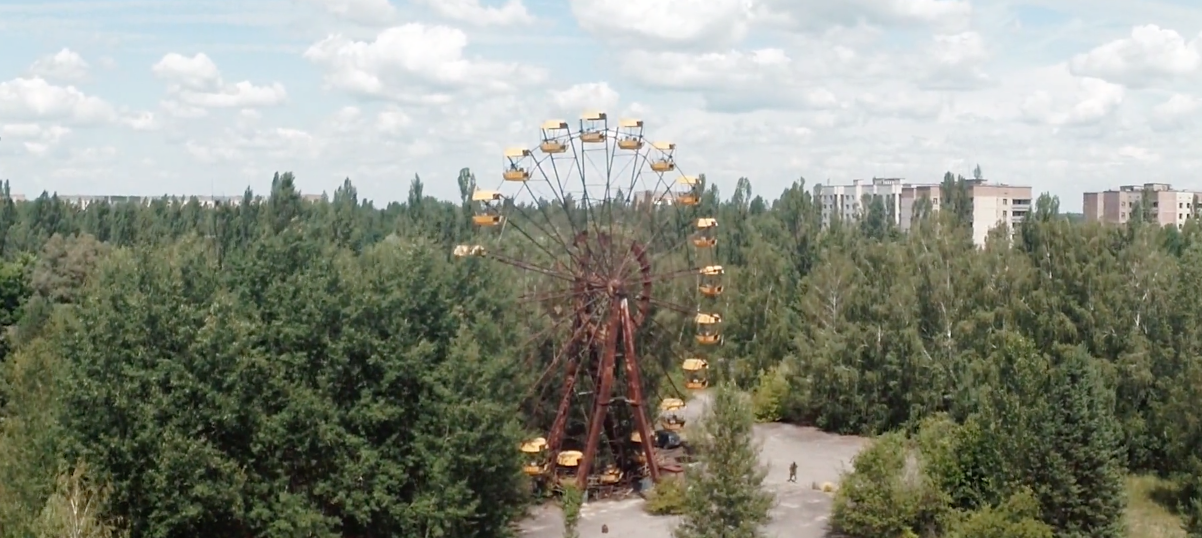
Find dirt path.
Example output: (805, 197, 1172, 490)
(518, 391, 867, 538)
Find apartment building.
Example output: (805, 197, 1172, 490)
(1083, 183, 1197, 227)
(964, 180, 1031, 246)
(819, 177, 1032, 246)
(818, 178, 911, 227)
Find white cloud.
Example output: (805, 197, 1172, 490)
(304, 0, 397, 25)
(152, 53, 287, 114)
(1069, 25, 1202, 87)
(1020, 75, 1124, 127)
(618, 48, 847, 112)
(303, 23, 545, 104)
(415, 0, 533, 26)
(121, 111, 159, 131)
(1118, 145, 1159, 161)
(856, 91, 945, 120)
(549, 82, 621, 115)
(570, 0, 751, 49)
(919, 31, 991, 90)
(755, 0, 972, 33)
(1149, 93, 1200, 131)
(375, 106, 412, 135)
(0, 123, 71, 156)
(185, 126, 320, 164)
(28, 49, 89, 82)
(0, 77, 115, 124)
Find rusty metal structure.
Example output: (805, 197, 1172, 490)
(453, 112, 721, 496)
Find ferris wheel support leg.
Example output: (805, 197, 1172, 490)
(577, 311, 621, 491)
(546, 354, 580, 464)
(620, 298, 661, 483)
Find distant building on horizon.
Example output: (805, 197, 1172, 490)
(4, 193, 323, 208)
(1083, 183, 1197, 228)
(818, 177, 1032, 246)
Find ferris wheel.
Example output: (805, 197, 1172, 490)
(453, 111, 724, 496)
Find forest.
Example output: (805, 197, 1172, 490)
(0, 170, 1198, 538)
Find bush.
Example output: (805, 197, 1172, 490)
(644, 476, 687, 515)
(948, 488, 1053, 538)
(751, 366, 789, 423)
(830, 432, 951, 538)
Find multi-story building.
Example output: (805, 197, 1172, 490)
(818, 178, 912, 227)
(1083, 183, 1197, 227)
(962, 179, 1031, 246)
(818, 177, 1032, 246)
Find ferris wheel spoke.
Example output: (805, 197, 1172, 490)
(567, 122, 615, 275)
(534, 152, 583, 238)
(643, 316, 689, 400)
(498, 208, 576, 271)
(515, 287, 577, 306)
(646, 298, 694, 315)
(612, 174, 691, 280)
(484, 252, 575, 283)
(517, 173, 585, 268)
(520, 310, 596, 406)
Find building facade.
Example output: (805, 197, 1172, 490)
(819, 177, 1032, 246)
(818, 178, 911, 227)
(964, 180, 1031, 246)
(1083, 183, 1197, 227)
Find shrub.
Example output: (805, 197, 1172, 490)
(751, 366, 789, 423)
(644, 476, 687, 515)
(830, 432, 951, 538)
(948, 488, 1053, 538)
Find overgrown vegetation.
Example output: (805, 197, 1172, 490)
(560, 483, 583, 538)
(644, 477, 687, 515)
(672, 384, 774, 538)
(0, 170, 1196, 537)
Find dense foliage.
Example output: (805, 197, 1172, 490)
(0, 170, 1196, 537)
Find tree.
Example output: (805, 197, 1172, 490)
(673, 384, 773, 538)
(33, 461, 125, 538)
(1024, 348, 1126, 538)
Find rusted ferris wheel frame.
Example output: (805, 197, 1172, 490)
(453, 112, 719, 494)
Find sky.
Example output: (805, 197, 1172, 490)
(1, 0, 1202, 210)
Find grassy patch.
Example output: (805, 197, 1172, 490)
(1127, 474, 1184, 538)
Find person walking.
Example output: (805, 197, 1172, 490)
(788, 461, 798, 482)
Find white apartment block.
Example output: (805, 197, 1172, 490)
(818, 178, 1032, 246)
(818, 178, 910, 227)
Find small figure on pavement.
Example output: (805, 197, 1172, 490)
(788, 461, 798, 482)
(602, 523, 609, 534)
